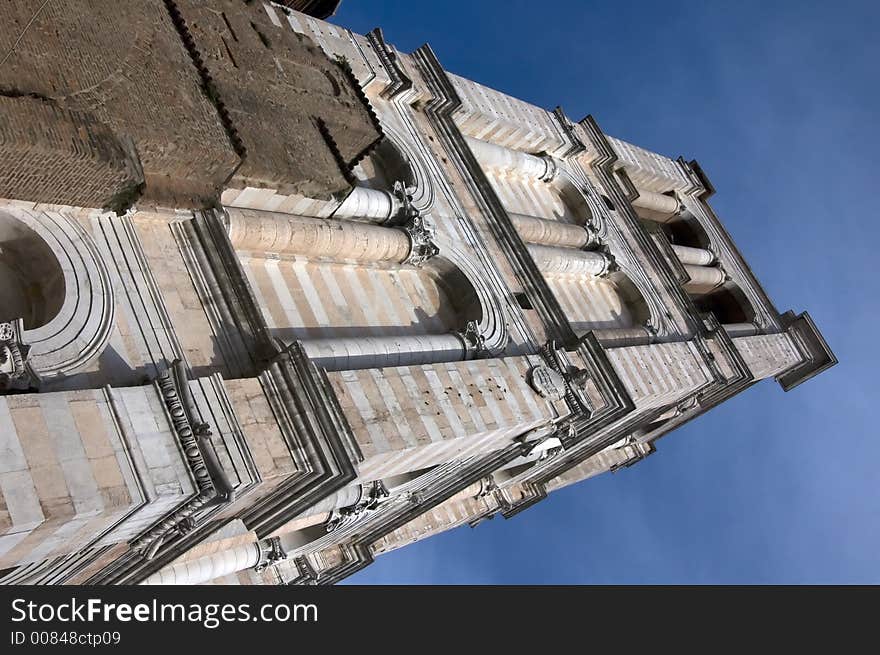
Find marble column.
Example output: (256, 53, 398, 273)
(632, 189, 679, 222)
(227, 209, 411, 264)
(465, 135, 555, 182)
(332, 185, 401, 223)
(140, 541, 265, 585)
(509, 211, 595, 249)
(683, 264, 725, 294)
(527, 243, 611, 276)
(591, 326, 655, 347)
(672, 244, 715, 266)
(301, 334, 468, 371)
(722, 323, 759, 338)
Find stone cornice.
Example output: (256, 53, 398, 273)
(776, 310, 837, 391)
(289, 441, 533, 584)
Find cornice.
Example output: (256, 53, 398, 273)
(776, 310, 837, 391)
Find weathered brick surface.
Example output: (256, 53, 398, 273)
(173, 0, 382, 199)
(0, 96, 143, 211)
(0, 0, 238, 208)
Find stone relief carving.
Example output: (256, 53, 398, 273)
(0, 320, 34, 391)
(327, 480, 391, 533)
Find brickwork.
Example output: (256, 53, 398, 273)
(172, 0, 382, 200)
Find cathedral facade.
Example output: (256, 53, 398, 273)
(0, 1, 835, 585)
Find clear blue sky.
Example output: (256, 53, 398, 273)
(332, 0, 879, 584)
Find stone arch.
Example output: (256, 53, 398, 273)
(554, 170, 594, 229)
(661, 213, 711, 250)
(331, 127, 435, 225)
(231, 207, 508, 370)
(606, 271, 653, 329)
(694, 281, 756, 325)
(352, 135, 414, 192)
(0, 206, 114, 378)
(430, 236, 508, 355)
(351, 127, 435, 214)
(0, 217, 65, 330)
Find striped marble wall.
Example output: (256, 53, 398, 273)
(240, 254, 457, 342)
(448, 73, 567, 155)
(371, 492, 498, 556)
(605, 341, 711, 410)
(328, 356, 558, 481)
(607, 136, 690, 193)
(550, 276, 636, 333)
(0, 385, 196, 569)
(546, 443, 648, 492)
(733, 333, 802, 380)
(489, 172, 580, 223)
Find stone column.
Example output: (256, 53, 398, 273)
(508, 212, 595, 249)
(228, 209, 411, 263)
(723, 323, 759, 337)
(140, 541, 265, 585)
(302, 334, 468, 372)
(332, 185, 401, 223)
(591, 326, 654, 347)
(527, 243, 611, 276)
(672, 244, 715, 266)
(632, 189, 679, 222)
(465, 135, 555, 182)
(683, 264, 725, 294)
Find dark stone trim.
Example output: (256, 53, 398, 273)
(412, 44, 577, 348)
(776, 311, 837, 391)
(239, 342, 360, 535)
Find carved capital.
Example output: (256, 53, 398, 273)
(402, 214, 440, 266)
(327, 480, 390, 532)
(456, 319, 487, 356)
(0, 320, 33, 391)
(254, 537, 287, 573)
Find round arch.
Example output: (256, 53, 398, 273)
(0, 206, 114, 378)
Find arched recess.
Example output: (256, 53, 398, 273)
(552, 268, 654, 337)
(0, 206, 114, 378)
(333, 128, 435, 225)
(350, 126, 435, 215)
(693, 281, 756, 326)
(431, 236, 508, 355)
(661, 213, 711, 250)
(230, 182, 505, 370)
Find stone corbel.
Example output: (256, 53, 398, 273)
(327, 480, 390, 533)
(393, 179, 440, 266)
(253, 537, 287, 574)
(402, 214, 440, 266)
(456, 319, 488, 357)
(0, 320, 36, 391)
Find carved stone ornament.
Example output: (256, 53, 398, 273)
(327, 480, 391, 533)
(394, 179, 440, 266)
(0, 320, 32, 391)
(457, 319, 487, 355)
(254, 537, 287, 573)
(529, 365, 567, 401)
(402, 214, 440, 266)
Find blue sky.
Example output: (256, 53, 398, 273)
(332, 0, 879, 584)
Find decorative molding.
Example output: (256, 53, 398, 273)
(0, 320, 35, 391)
(129, 360, 235, 560)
